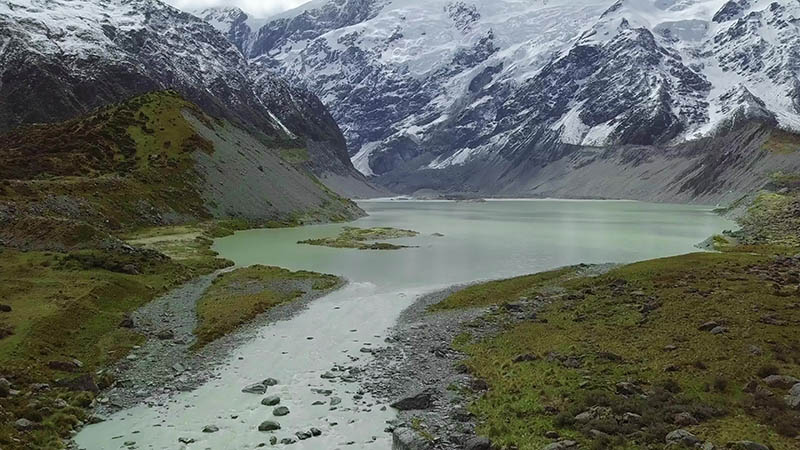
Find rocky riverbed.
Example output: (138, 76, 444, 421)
(72, 270, 344, 431)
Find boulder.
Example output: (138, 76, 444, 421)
(512, 353, 538, 363)
(242, 382, 267, 394)
(273, 406, 290, 416)
(0, 304, 11, 312)
(261, 395, 280, 406)
(263, 378, 279, 386)
(673, 412, 699, 426)
(0, 377, 10, 397)
(178, 437, 195, 444)
(296, 431, 311, 440)
(280, 438, 297, 445)
(763, 374, 799, 389)
(698, 321, 719, 331)
(57, 374, 99, 393)
(726, 442, 770, 450)
(616, 381, 642, 396)
(119, 315, 135, 329)
(47, 359, 83, 372)
(156, 329, 174, 340)
(15, 418, 35, 430)
(310, 427, 322, 437)
(465, 437, 491, 450)
(785, 383, 800, 409)
(575, 406, 613, 424)
(666, 429, 701, 447)
(330, 396, 342, 406)
(258, 420, 281, 432)
(543, 440, 579, 450)
(390, 389, 435, 411)
(392, 428, 433, 450)
(710, 326, 728, 335)
(202, 425, 219, 433)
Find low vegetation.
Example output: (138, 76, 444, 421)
(193, 265, 341, 348)
(298, 226, 420, 250)
(435, 182, 800, 450)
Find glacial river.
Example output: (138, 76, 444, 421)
(74, 199, 733, 449)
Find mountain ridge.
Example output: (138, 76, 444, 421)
(202, 0, 800, 196)
(0, 0, 380, 198)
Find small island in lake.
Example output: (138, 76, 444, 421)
(298, 226, 420, 250)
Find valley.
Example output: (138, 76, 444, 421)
(1, 0, 800, 449)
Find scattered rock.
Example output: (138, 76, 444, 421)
(390, 389, 435, 411)
(330, 396, 342, 406)
(273, 406, 290, 416)
(710, 326, 728, 335)
(0, 304, 11, 312)
(263, 378, 279, 386)
(242, 382, 267, 394)
(261, 395, 280, 406)
(544, 431, 560, 439)
(202, 425, 219, 433)
(763, 374, 799, 389)
(666, 429, 701, 447)
(296, 431, 311, 440)
(269, 436, 278, 445)
(178, 437, 195, 444)
(258, 420, 281, 432)
(310, 427, 322, 437)
(280, 437, 296, 444)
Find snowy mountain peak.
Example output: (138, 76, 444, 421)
(201, 0, 800, 179)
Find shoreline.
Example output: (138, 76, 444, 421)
(359, 264, 617, 450)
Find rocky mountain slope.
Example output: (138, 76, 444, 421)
(0, 0, 379, 197)
(202, 0, 800, 200)
(0, 91, 363, 251)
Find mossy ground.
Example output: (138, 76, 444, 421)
(298, 226, 419, 250)
(0, 248, 196, 448)
(193, 265, 341, 348)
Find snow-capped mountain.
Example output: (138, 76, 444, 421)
(201, 0, 800, 183)
(0, 0, 373, 191)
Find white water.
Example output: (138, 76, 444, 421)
(74, 200, 734, 449)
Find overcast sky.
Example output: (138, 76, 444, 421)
(165, 0, 309, 17)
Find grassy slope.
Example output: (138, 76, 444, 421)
(193, 265, 341, 348)
(0, 91, 352, 449)
(434, 190, 800, 449)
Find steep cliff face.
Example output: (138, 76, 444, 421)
(204, 0, 800, 200)
(0, 0, 379, 197)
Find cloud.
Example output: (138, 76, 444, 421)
(164, 0, 310, 17)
